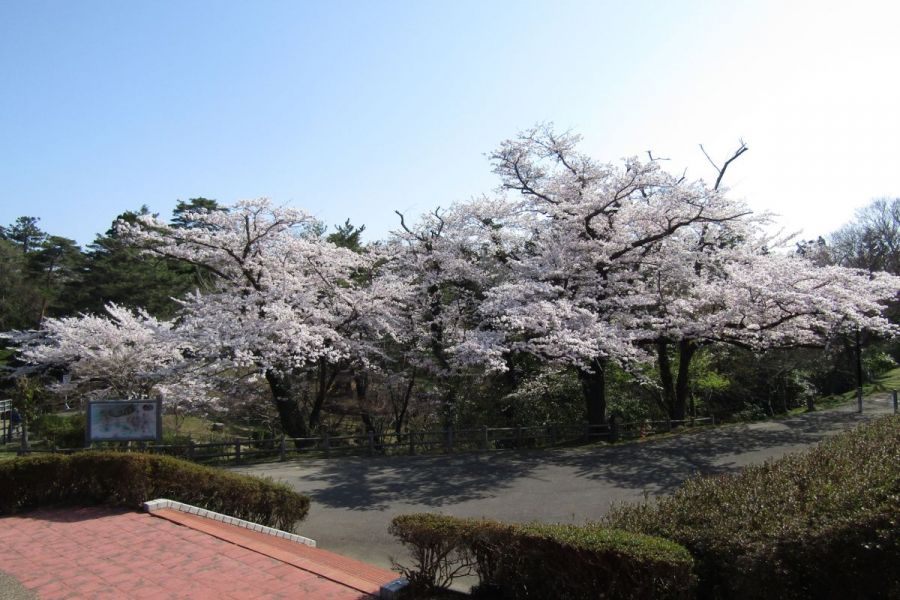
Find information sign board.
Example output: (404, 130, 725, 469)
(86, 399, 162, 442)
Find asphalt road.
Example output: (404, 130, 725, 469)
(0, 571, 34, 600)
(237, 397, 895, 571)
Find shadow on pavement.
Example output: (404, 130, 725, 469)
(303, 452, 538, 510)
(542, 409, 875, 494)
(300, 408, 883, 509)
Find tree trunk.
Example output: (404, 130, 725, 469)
(578, 358, 607, 426)
(265, 370, 309, 439)
(657, 339, 698, 422)
(656, 341, 676, 417)
(673, 340, 697, 422)
(392, 373, 416, 439)
(352, 372, 377, 434)
(309, 360, 337, 432)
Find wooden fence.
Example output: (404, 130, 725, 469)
(2, 417, 714, 464)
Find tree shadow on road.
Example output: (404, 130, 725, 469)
(542, 409, 877, 495)
(261, 408, 884, 511)
(297, 452, 540, 510)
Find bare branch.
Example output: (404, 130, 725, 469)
(394, 210, 425, 243)
(699, 144, 719, 172)
(714, 140, 748, 191)
(432, 207, 445, 238)
(701, 140, 749, 191)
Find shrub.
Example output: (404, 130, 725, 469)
(606, 415, 900, 599)
(31, 413, 86, 448)
(389, 513, 695, 599)
(0, 451, 309, 530)
(389, 514, 478, 592)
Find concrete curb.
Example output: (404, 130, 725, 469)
(379, 577, 410, 599)
(142, 498, 317, 547)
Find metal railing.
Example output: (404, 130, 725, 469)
(1, 417, 715, 464)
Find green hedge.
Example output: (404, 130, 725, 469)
(31, 413, 86, 448)
(389, 513, 695, 599)
(0, 452, 310, 531)
(606, 415, 900, 599)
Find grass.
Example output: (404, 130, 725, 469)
(802, 366, 900, 413)
(163, 414, 232, 439)
(161, 414, 271, 442)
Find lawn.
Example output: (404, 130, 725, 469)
(816, 366, 900, 408)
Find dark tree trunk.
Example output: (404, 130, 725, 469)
(673, 340, 697, 421)
(657, 339, 698, 422)
(578, 358, 607, 426)
(352, 372, 377, 434)
(309, 360, 337, 433)
(392, 373, 416, 439)
(265, 370, 309, 439)
(657, 341, 676, 417)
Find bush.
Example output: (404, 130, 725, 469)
(389, 513, 695, 599)
(863, 350, 897, 380)
(0, 451, 309, 531)
(606, 415, 900, 599)
(31, 413, 86, 448)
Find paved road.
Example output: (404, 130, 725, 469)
(238, 397, 895, 571)
(0, 571, 34, 600)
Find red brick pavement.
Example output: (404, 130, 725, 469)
(150, 509, 396, 596)
(0, 507, 382, 599)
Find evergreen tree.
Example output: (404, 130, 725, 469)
(72, 207, 199, 318)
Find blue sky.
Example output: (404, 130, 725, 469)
(2, 0, 898, 246)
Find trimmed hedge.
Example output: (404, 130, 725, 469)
(606, 415, 900, 599)
(0, 452, 310, 531)
(389, 513, 695, 599)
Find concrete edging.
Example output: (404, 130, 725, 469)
(379, 577, 409, 599)
(142, 498, 317, 547)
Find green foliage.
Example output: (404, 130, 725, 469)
(0, 218, 83, 328)
(31, 413, 85, 448)
(0, 452, 310, 530)
(72, 207, 203, 319)
(27, 235, 84, 321)
(389, 513, 695, 599)
(702, 347, 818, 418)
(0, 239, 32, 330)
(3, 216, 46, 253)
(327, 219, 366, 252)
(489, 368, 585, 428)
(606, 415, 900, 599)
(171, 197, 223, 230)
(862, 350, 897, 380)
(608, 396, 652, 424)
(10, 376, 46, 421)
(689, 350, 730, 417)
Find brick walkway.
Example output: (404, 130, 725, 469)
(0, 507, 391, 599)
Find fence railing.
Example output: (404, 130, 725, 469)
(2, 417, 714, 464)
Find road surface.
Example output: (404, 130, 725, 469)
(238, 397, 894, 570)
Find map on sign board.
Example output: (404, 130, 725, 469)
(87, 399, 162, 442)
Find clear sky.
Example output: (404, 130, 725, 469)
(2, 0, 898, 247)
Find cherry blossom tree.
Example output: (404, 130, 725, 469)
(636, 233, 900, 420)
(9, 134, 896, 436)
(9, 303, 208, 411)
(120, 199, 408, 438)
(388, 198, 528, 426)
(474, 126, 758, 425)
(473, 126, 899, 425)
